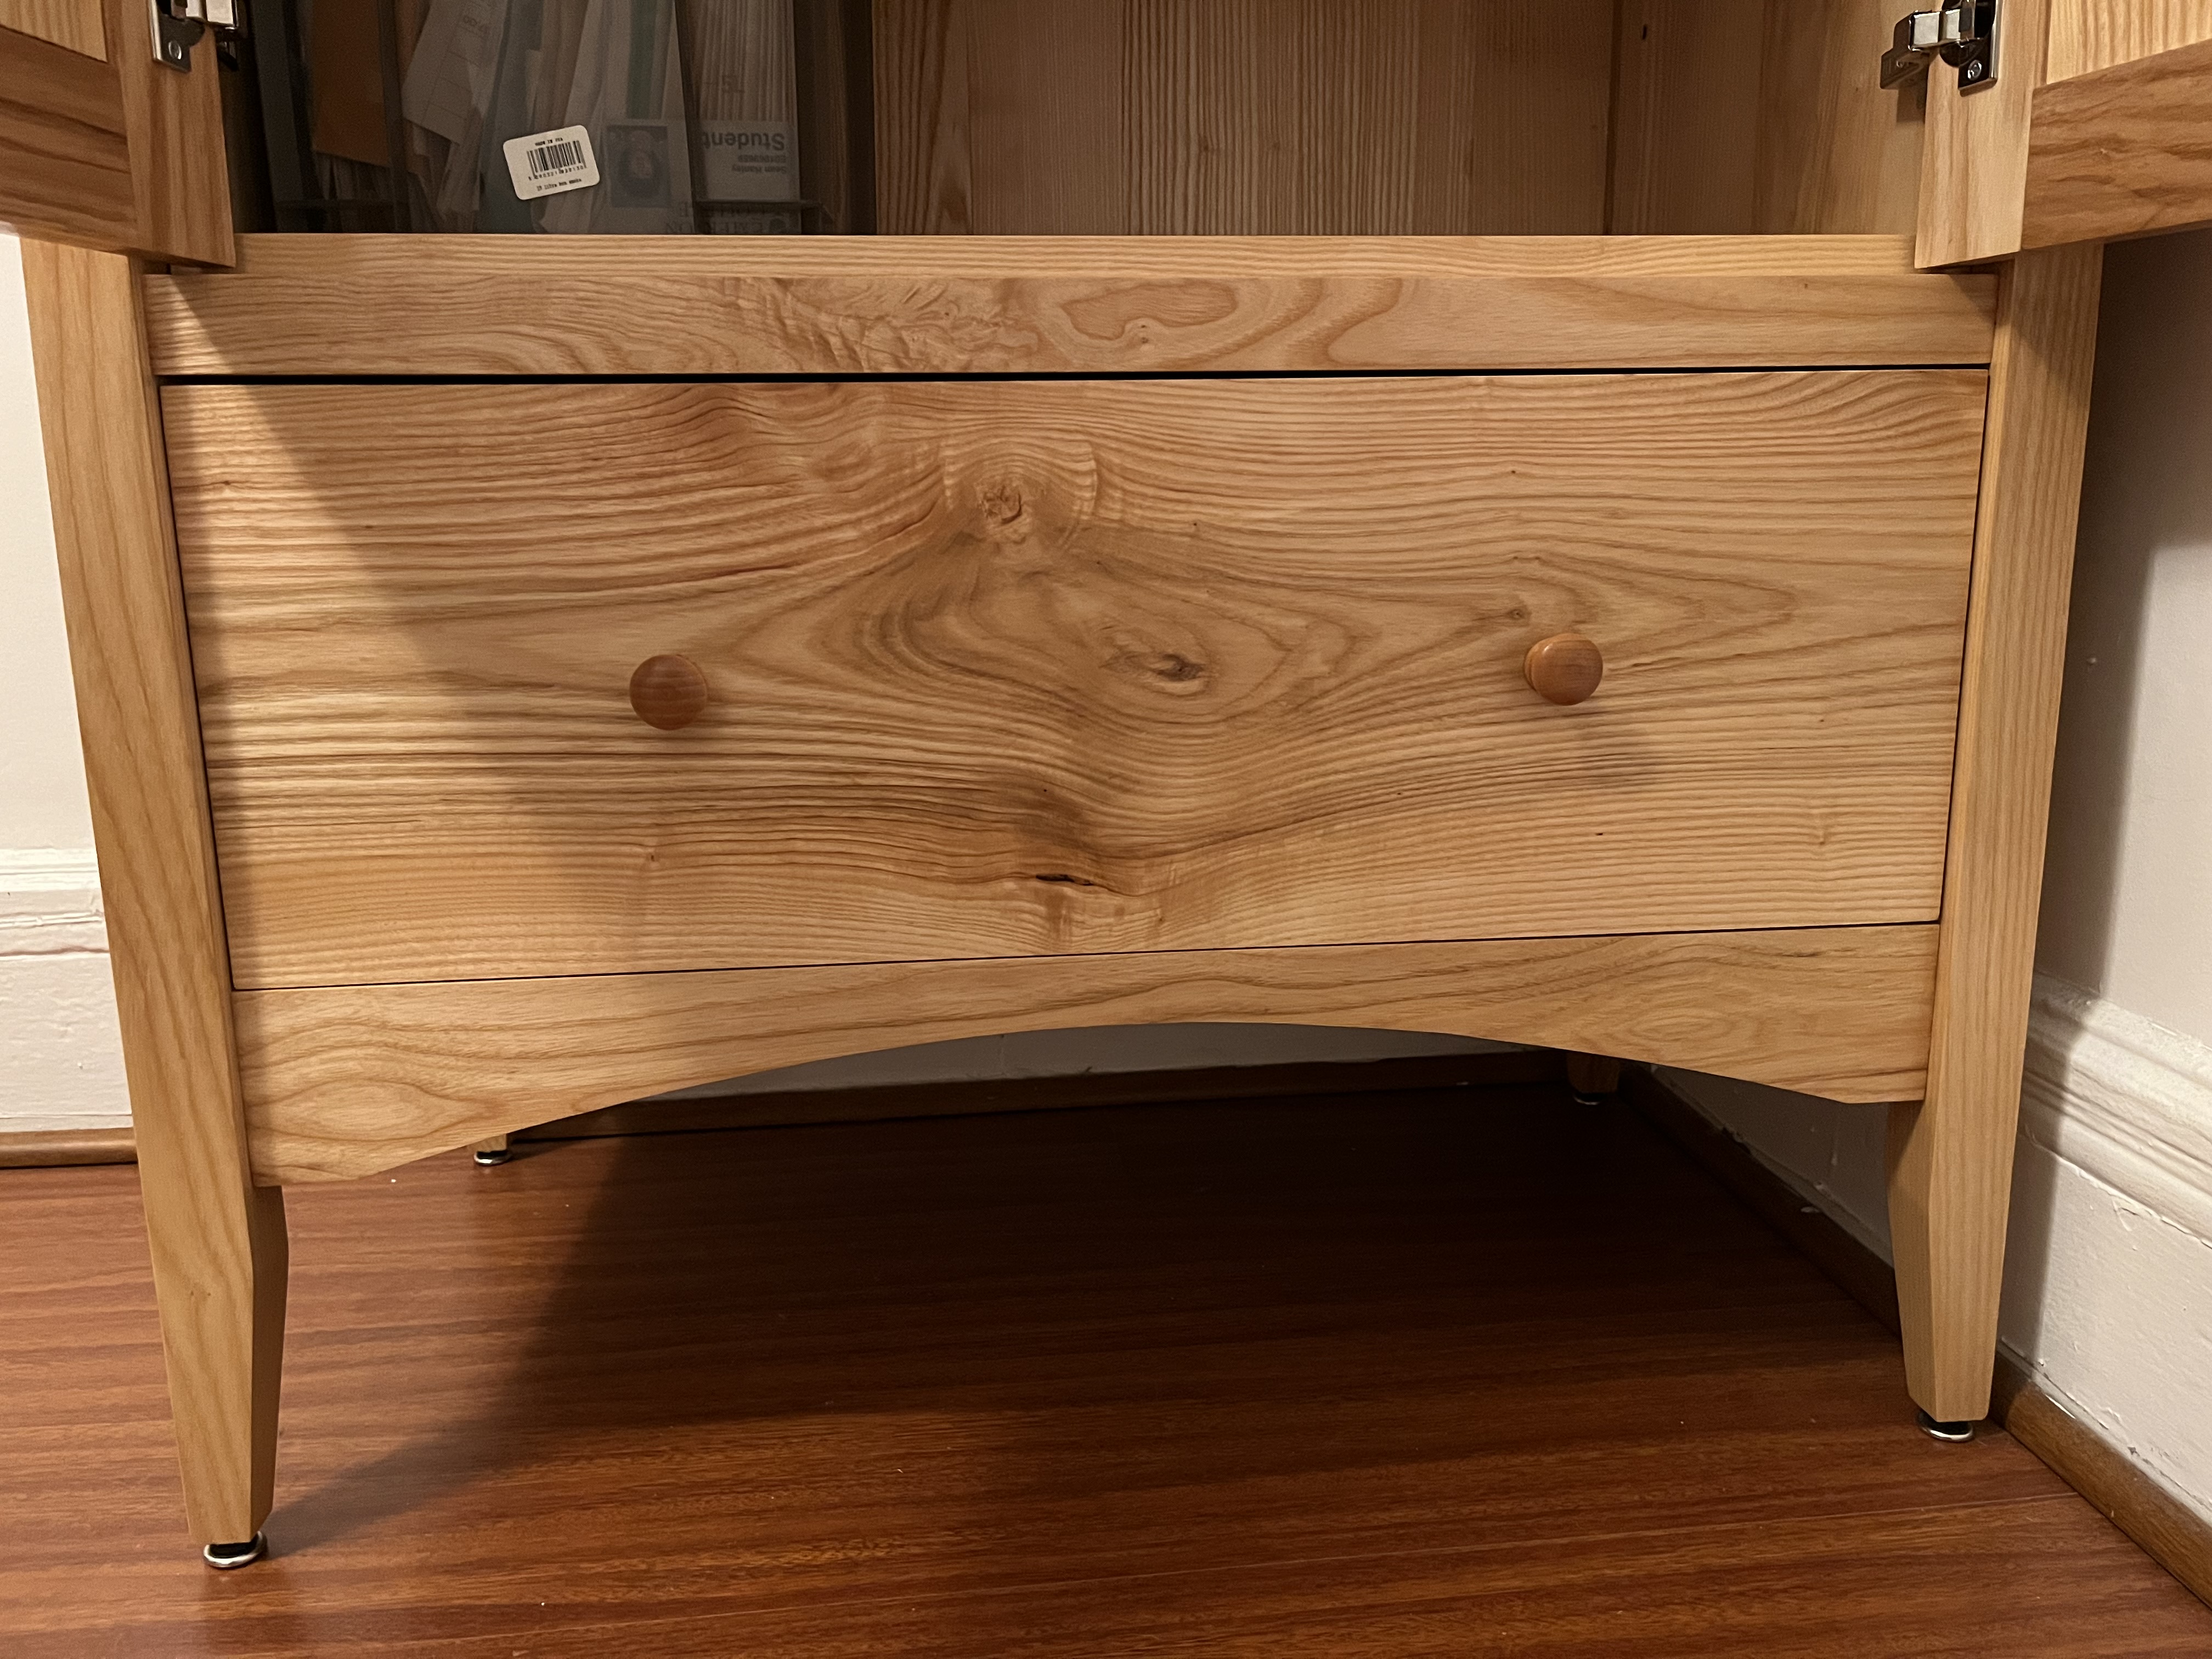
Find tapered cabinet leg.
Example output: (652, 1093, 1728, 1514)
(1887, 1096, 2015, 1424)
(142, 1176, 288, 1548)
(1893, 247, 2105, 1426)
(23, 242, 290, 1558)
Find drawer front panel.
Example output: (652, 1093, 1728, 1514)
(166, 373, 1987, 990)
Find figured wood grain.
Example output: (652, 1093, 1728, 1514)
(12, 1098, 2210, 1647)
(1917, 0, 2051, 267)
(871, 0, 1611, 236)
(2046, 0, 2212, 81)
(21, 241, 281, 1545)
(139, 234, 1999, 377)
(2022, 36, 2212, 247)
(234, 924, 1940, 1183)
(167, 371, 1989, 990)
(1889, 245, 2104, 1425)
(0, 0, 104, 57)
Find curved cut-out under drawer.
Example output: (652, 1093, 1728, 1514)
(164, 370, 1988, 990)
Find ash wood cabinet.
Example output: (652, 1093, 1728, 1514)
(171, 370, 1987, 986)
(15, 0, 2211, 1568)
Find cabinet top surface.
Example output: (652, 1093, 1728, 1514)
(142, 235, 1997, 380)
(180, 232, 1954, 279)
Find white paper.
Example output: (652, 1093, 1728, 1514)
(697, 120, 797, 201)
(402, 0, 509, 144)
(503, 125, 600, 199)
(540, 0, 697, 234)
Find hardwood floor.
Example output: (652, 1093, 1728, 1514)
(3, 1085, 2207, 1655)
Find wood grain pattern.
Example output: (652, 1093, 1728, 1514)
(1753, 0, 1929, 235)
(2046, 0, 2212, 81)
(872, 0, 1122, 234)
(2023, 36, 2212, 248)
(1917, 0, 2051, 267)
(106, 0, 230, 267)
(0, 0, 103, 58)
(1633, 1061, 2212, 1613)
(871, 0, 1612, 236)
(167, 372, 1988, 990)
(1607, 2, 1925, 238)
(0, 1127, 134, 1167)
(12, 1097, 2210, 1647)
(1607, 0, 1767, 234)
(235, 924, 1940, 1184)
(21, 242, 282, 1546)
(0, 0, 229, 261)
(0, 20, 133, 246)
(1889, 245, 2104, 1426)
(1994, 1357, 2212, 1611)
(139, 234, 2000, 377)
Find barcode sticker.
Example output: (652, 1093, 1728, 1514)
(503, 125, 600, 201)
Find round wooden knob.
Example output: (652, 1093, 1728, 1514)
(628, 654, 709, 730)
(1523, 633, 1604, 706)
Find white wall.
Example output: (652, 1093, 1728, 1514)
(1674, 228, 2212, 1523)
(0, 238, 131, 1133)
(2037, 234, 2212, 1043)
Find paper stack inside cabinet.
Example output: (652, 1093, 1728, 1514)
(392, 0, 698, 233)
(680, 0, 803, 233)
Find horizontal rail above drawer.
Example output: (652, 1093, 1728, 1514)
(144, 234, 1998, 379)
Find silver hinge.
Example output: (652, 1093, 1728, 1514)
(1881, 0, 1999, 91)
(150, 0, 242, 71)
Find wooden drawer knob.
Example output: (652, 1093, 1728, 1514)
(1523, 633, 1604, 706)
(629, 654, 709, 730)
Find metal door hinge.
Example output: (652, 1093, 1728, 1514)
(151, 0, 241, 71)
(1881, 0, 1999, 91)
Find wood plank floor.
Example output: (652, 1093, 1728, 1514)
(3, 1086, 2208, 1656)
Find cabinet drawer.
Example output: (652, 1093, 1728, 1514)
(167, 371, 1987, 990)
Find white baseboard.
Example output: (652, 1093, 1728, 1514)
(2019, 974, 2212, 1244)
(0, 849, 129, 1133)
(2002, 974, 2212, 1522)
(0, 848, 106, 956)
(1669, 972, 2212, 1527)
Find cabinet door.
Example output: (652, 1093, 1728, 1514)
(0, 0, 230, 263)
(1919, 0, 2212, 264)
